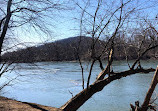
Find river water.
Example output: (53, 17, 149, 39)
(0, 60, 158, 111)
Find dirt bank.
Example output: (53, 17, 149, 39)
(0, 96, 63, 111)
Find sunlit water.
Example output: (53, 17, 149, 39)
(0, 60, 158, 111)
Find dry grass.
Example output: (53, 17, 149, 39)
(0, 96, 63, 111)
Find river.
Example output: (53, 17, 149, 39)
(1, 60, 158, 111)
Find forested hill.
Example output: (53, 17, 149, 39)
(2, 36, 158, 63)
(2, 36, 93, 62)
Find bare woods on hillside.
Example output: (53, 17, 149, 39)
(2, 35, 158, 63)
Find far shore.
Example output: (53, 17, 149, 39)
(2, 58, 158, 64)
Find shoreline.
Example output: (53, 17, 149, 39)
(2, 58, 158, 64)
(0, 96, 62, 111)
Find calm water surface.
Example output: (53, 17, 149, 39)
(1, 60, 158, 111)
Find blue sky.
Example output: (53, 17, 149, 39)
(12, 1, 80, 45)
(5, 0, 158, 49)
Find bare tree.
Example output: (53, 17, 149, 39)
(0, 0, 65, 59)
(0, 0, 66, 91)
(0, 0, 158, 111)
(60, 0, 158, 111)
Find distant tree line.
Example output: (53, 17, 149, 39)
(2, 34, 158, 63)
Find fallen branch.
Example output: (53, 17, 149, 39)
(60, 67, 155, 111)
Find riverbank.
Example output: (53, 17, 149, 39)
(0, 96, 62, 111)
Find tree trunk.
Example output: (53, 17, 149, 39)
(140, 66, 158, 111)
(60, 68, 155, 111)
(0, 0, 12, 62)
(60, 78, 111, 111)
